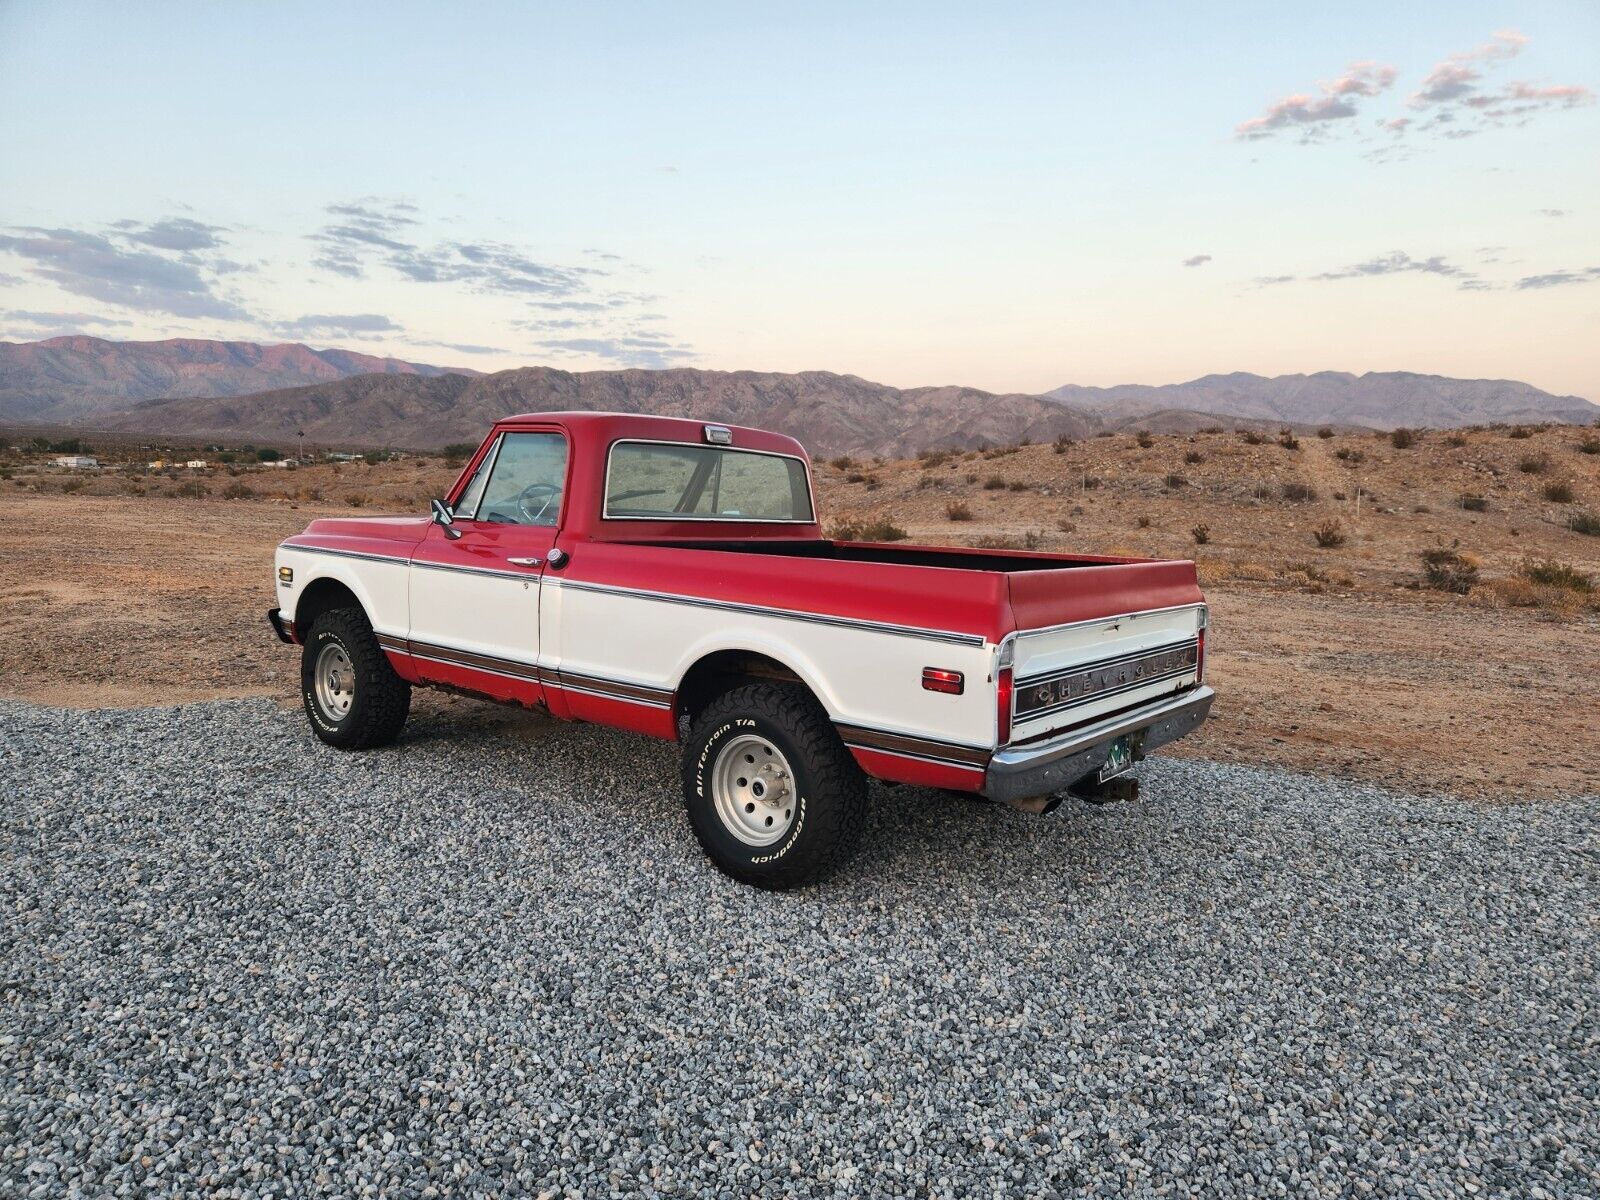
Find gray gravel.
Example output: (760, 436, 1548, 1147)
(1, 698, 1596, 1199)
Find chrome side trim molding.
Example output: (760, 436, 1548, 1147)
(835, 722, 991, 769)
(547, 577, 987, 647)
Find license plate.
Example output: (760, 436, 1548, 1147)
(1097, 737, 1134, 783)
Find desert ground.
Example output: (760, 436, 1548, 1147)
(2, 422, 1597, 800)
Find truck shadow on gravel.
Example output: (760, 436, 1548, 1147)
(381, 696, 1183, 904)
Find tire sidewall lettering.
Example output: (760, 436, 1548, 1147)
(694, 717, 807, 863)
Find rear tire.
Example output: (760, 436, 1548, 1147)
(301, 607, 410, 749)
(680, 683, 868, 889)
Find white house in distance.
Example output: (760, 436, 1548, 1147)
(185, 459, 209, 469)
(52, 455, 99, 469)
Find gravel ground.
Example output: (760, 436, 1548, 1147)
(1, 699, 1596, 1200)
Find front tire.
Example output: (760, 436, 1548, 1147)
(680, 683, 868, 889)
(301, 607, 410, 749)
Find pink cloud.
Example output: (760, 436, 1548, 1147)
(1236, 61, 1397, 140)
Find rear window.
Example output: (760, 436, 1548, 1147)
(604, 441, 814, 522)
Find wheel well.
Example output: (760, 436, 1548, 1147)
(292, 577, 363, 640)
(675, 650, 814, 729)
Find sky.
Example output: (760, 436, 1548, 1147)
(0, 1, 1596, 398)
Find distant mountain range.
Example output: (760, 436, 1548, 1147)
(0, 336, 475, 423)
(0, 336, 1592, 458)
(93, 366, 1105, 459)
(1051, 371, 1598, 432)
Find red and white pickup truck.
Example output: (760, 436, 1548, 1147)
(270, 412, 1211, 887)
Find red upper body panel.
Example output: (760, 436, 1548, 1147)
(285, 410, 1203, 642)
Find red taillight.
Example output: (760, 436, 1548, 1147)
(996, 666, 1013, 745)
(921, 667, 964, 695)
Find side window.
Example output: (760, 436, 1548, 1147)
(476, 433, 569, 526)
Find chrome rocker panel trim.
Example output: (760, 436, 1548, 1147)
(984, 685, 1214, 804)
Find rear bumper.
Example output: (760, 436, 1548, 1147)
(983, 685, 1214, 803)
(267, 608, 295, 645)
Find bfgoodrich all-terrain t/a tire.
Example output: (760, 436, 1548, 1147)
(301, 607, 411, 750)
(681, 683, 869, 889)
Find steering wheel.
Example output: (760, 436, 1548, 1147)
(515, 482, 562, 525)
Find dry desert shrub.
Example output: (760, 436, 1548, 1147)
(983, 475, 1006, 490)
(973, 531, 1045, 550)
(1578, 437, 1600, 455)
(1517, 556, 1593, 593)
(1281, 481, 1317, 502)
(1164, 473, 1188, 489)
(1458, 495, 1489, 512)
(1390, 428, 1418, 449)
(221, 481, 255, 500)
(1568, 511, 1600, 536)
(826, 517, 908, 542)
(1334, 447, 1365, 464)
(1419, 547, 1480, 593)
(945, 500, 973, 522)
(1278, 430, 1300, 450)
(1312, 519, 1346, 548)
(1518, 454, 1550, 475)
(1191, 524, 1210, 545)
(1136, 431, 1154, 448)
(1241, 430, 1266, 446)
(1542, 481, 1575, 503)
(1184, 450, 1205, 464)
(1316, 427, 1334, 439)
(1507, 427, 1533, 439)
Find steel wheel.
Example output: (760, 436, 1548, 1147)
(313, 642, 356, 722)
(711, 733, 798, 846)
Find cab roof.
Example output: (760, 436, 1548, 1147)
(497, 411, 809, 460)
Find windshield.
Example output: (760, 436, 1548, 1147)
(604, 441, 814, 522)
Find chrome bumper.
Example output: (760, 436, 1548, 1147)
(983, 686, 1214, 803)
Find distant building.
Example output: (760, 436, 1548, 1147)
(52, 455, 99, 469)
(185, 460, 209, 469)
(327, 452, 362, 462)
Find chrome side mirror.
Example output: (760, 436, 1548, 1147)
(431, 498, 462, 540)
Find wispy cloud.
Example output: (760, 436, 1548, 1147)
(1258, 251, 1479, 289)
(1183, 254, 1212, 268)
(276, 313, 403, 338)
(116, 217, 228, 253)
(1236, 61, 1397, 141)
(1515, 267, 1600, 290)
(1407, 31, 1591, 131)
(4, 309, 133, 330)
(532, 333, 695, 369)
(413, 340, 508, 356)
(1243, 31, 1591, 150)
(0, 225, 250, 320)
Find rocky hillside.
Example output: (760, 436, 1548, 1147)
(0, 336, 473, 423)
(98, 367, 1107, 458)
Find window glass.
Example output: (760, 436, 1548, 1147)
(474, 432, 569, 525)
(452, 438, 497, 517)
(605, 442, 813, 521)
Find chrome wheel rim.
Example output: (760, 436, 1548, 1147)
(711, 734, 797, 847)
(313, 643, 355, 722)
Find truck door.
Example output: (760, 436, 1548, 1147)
(406, 429, 567, 705)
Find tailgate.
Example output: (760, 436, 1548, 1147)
(1005, 561, 1206, 745)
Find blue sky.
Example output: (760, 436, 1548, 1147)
(1, 1, 1596, 397)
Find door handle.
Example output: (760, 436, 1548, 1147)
(507, 556, 543, 567)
